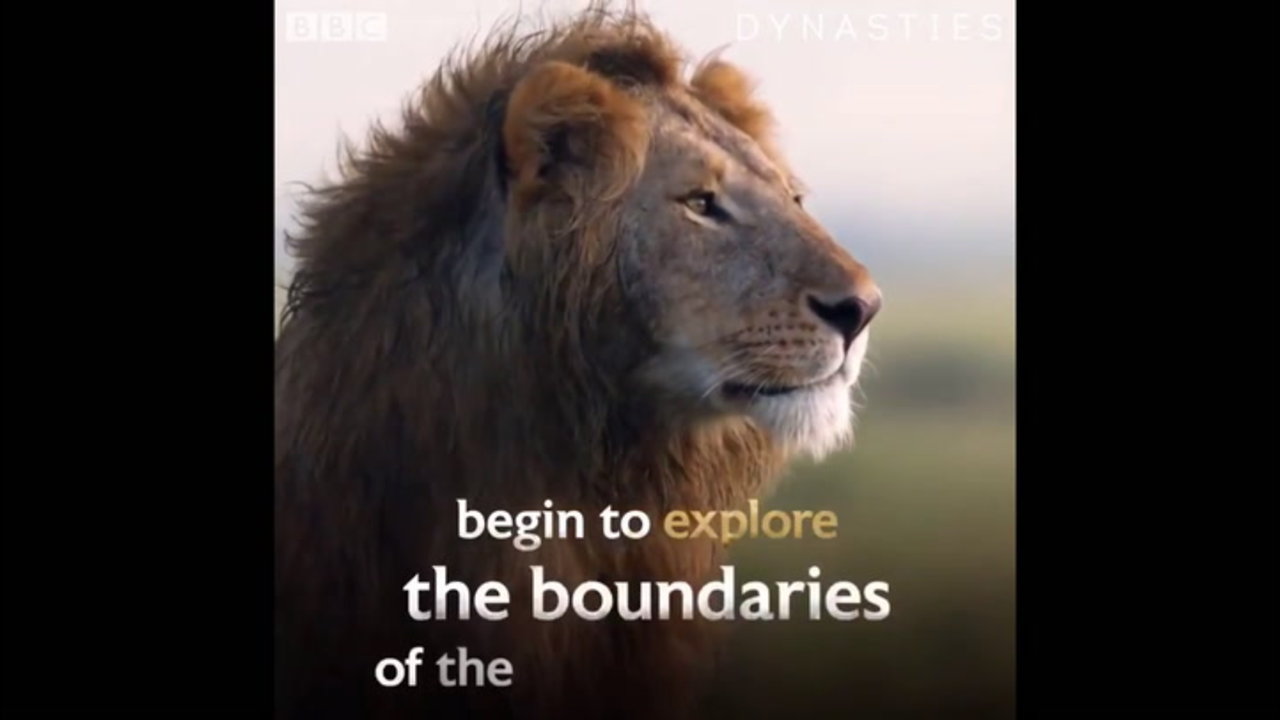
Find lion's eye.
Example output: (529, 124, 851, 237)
(683, 191, 714, 216)
(793, 194, 804, 207)
(682, 191, 731, 222)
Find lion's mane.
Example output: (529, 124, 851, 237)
(275, 5, 786, 719)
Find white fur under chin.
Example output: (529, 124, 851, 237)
(749, 384, 854, 460)
(751, 331, 869, 460)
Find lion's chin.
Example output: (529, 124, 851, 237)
(745, 381, 855, 460)
(742, 331, 868, 460)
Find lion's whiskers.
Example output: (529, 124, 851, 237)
(697, 346, 757, 400)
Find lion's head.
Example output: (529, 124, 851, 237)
(283, 15, 881, 465)
(478, 19, 880, 461)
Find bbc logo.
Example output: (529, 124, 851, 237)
(285, 12, 388, 43)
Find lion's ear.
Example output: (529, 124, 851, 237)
(689, 59, 775, 145)
(502, 61, 646, 204)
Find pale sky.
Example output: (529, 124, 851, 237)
(275, 0, 1014, 274)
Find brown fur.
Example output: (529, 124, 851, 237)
(690, 58, 774, 146)
(503, 60, 647, 209)
(275, 5, 836, 719)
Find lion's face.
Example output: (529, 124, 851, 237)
(617, 92, 881, 458)
(502, 58, 880, 458)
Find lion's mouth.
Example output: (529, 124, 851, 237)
(722, 371, 843, 400)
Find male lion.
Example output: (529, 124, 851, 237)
(275, 6, 881, 719)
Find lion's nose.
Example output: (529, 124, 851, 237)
(807, 290, 881, 352)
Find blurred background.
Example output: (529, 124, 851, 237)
(276, 0, 1014, 716)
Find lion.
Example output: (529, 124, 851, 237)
(275, 5, 881, 719)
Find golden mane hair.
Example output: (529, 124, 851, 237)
(276, 4, 789, 718)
